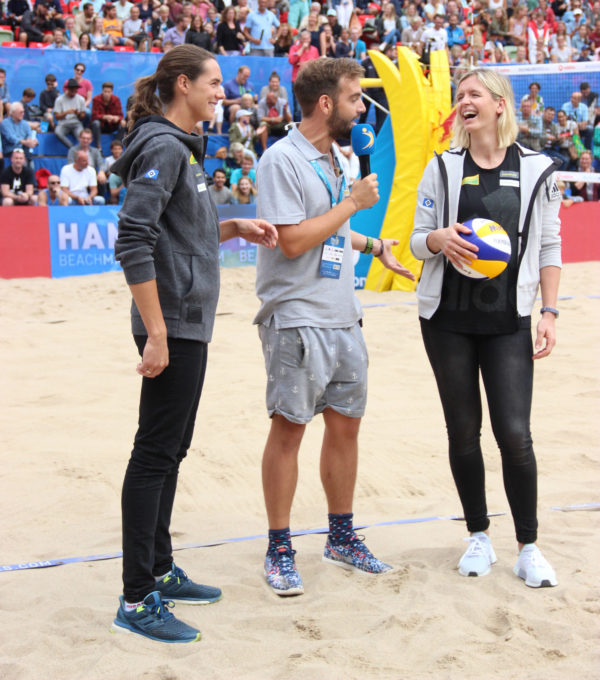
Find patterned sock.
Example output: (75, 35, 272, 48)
(328, 513, 354, 546)
(268, 527, 292, 553)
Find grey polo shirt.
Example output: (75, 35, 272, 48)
(254, 126, 361, 329)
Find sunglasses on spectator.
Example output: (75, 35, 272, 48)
(49, 180, 60, 184)
(75, 68, 85, 73)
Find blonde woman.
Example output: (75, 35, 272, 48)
(508, 4, 528, 46)
(411, 68, 561, 589)
(489, 7, 510, 44)
(231, 175, 257, 204)
(90, 15, 113, 50)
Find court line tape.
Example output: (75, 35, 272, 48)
(551, 502, 600, 512)
(0, 512, 505, 573)
(3, 504, 598, 574)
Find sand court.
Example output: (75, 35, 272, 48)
(1, 262, 599, 679)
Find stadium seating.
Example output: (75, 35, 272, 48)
(34, 133, 120, 178)
(204, 157, 224, 176)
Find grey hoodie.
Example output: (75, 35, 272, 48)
(114, 116, 221, 343)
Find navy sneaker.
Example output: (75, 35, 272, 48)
(154, 564, 222, 605)
(111, 591, 201, 643)
(323, 534, 392, 574)
(264, 546, 304, 596)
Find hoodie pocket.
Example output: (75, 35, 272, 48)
(178, 251, 217, 325)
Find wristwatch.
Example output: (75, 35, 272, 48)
(540, 306, 559, 318)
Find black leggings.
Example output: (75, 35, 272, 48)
(420, 319, 538, 544)
(121, 335, 208, 602)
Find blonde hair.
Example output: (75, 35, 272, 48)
(232, 176, 257, 204)
(451, 68, 517, 150)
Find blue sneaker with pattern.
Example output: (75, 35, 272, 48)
(154, 564, 222, 604)
(264, 545, 304, 596)
(111, 591, 201, 643)
(323, 534, 393, 574)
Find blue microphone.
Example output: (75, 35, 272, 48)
(350, 123, 376, 179)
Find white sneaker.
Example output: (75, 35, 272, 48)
(457, 532, 497, 577)
(513, 544, 558, 588)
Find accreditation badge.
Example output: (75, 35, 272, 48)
(320, 234, 345, 279)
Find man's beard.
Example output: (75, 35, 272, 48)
(326, 106, 354, 140)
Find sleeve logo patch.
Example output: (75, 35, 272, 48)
(197, 182, 207, 192)
(144, 169, 159, 179)
(422, 197, 435, 208)
(549, 182, 561, 201)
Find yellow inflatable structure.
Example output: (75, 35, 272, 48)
(362, 47, 453, 292)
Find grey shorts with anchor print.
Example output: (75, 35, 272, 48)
(258, 322, 368, 425)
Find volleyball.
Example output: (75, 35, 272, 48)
(452, 219, 511, 280)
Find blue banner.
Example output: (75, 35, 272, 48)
(48, 205, 121, 278)
(217, 204, 261, 268)
(0, 48, 292, 115)
(350, 116, 395, 289)
(47, 204, 262, 278)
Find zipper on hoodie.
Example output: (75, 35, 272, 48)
(437, 148, 558, 323)
(515, 152, 559, 321)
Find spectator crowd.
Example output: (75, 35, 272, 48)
(516, 79, 600, 201)
(0, 0, 599, 205)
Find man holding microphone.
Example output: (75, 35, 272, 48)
(254, 58, 414, 597)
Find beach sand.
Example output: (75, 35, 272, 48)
(1, 262, 599, 680)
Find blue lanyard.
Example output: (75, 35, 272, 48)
(309, 159, 347, 207)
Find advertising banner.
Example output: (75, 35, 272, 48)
(48, 206, 122, 278)
(47, 205, 262, 278)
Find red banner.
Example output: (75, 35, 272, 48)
(0, 203, 598, 280)
(560, 202, 600, 264)
(0, 207, 51, 279)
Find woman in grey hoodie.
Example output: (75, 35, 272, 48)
(111, 44, 277, 643)
(411, 69, 561, 590)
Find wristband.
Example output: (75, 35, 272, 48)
(540, 306, 559, 318)
(363, 236, 374, 255)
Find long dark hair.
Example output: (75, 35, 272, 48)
(128, 44, 215, 130)
(189, 14, 204, 32)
